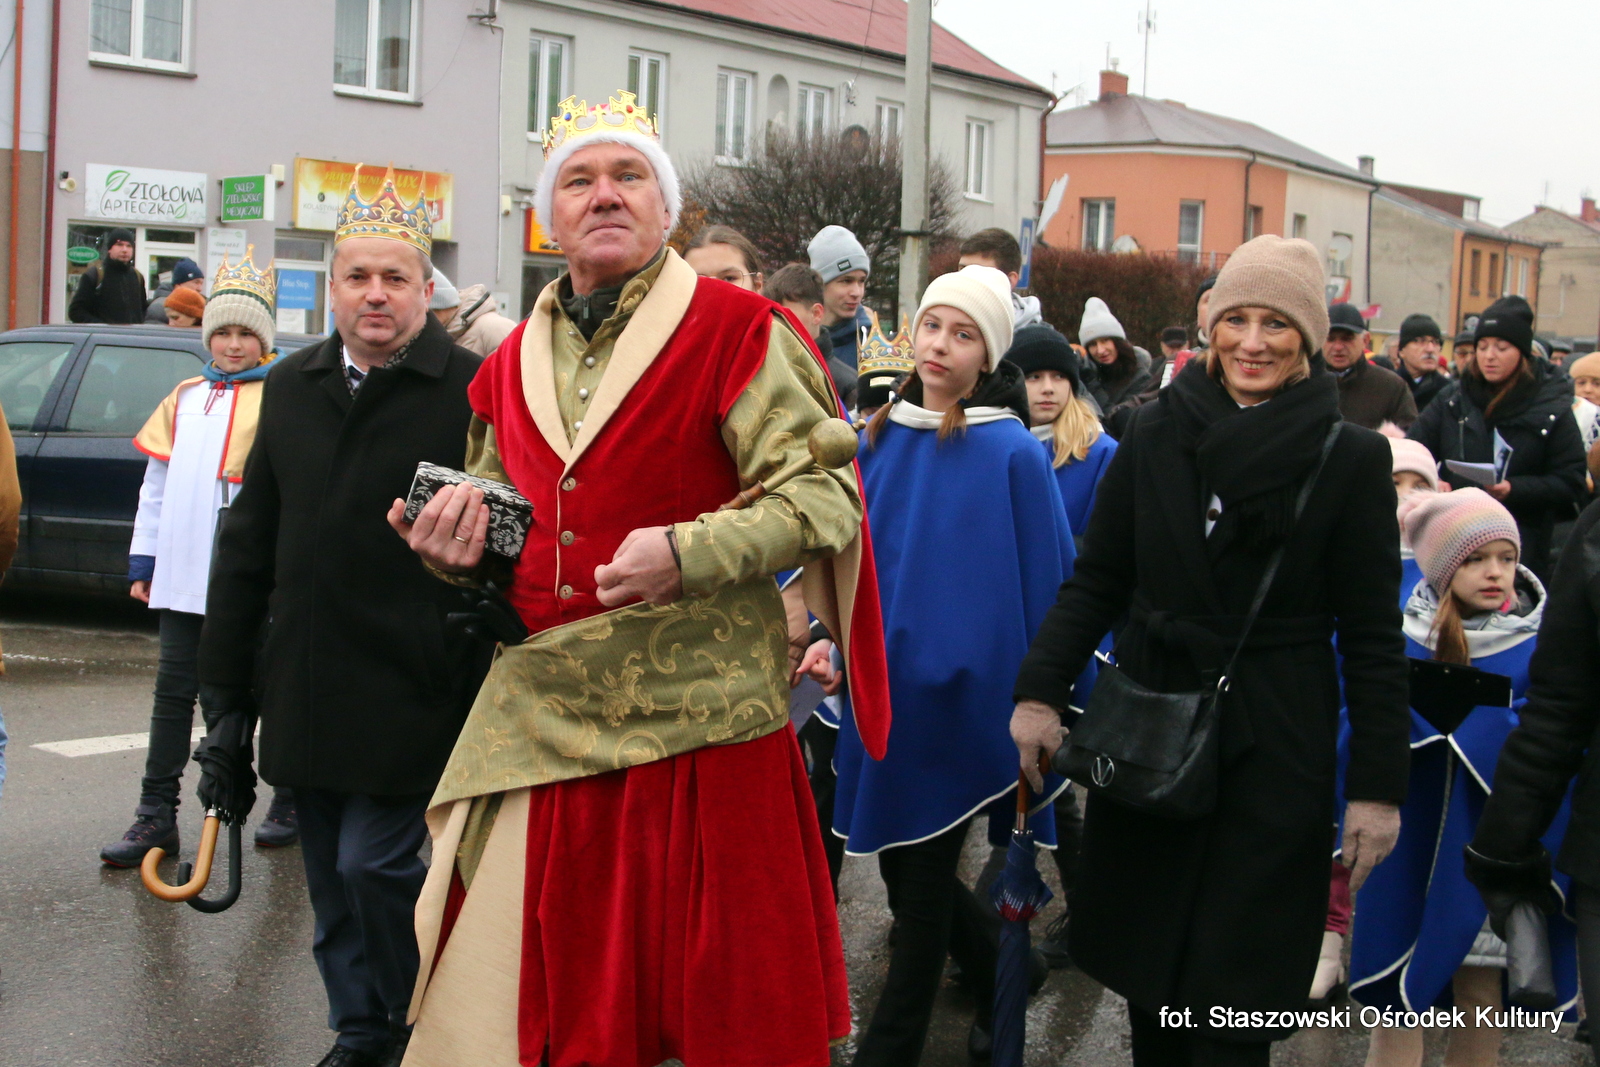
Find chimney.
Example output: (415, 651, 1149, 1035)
(1583, 197, 1599, 224)
(1357, 156, 1374, 177)
(1098, 69, 1129, 102)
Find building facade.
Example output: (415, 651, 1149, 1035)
(1042, 70, 1377, 305)
(1504, 201, 1600, 350)
(0, 0, 53, 329)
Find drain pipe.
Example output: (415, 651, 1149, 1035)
(1241, 151, 1256, 242)
(8, 0, 24, 329)
(41, 0, 57, 322)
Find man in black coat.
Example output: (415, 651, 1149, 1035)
(197, 194, 486, 1067)
(1393, 313, 1452, 413)
(68, 228, 147, 324)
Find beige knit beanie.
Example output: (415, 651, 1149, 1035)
(915, 265, 1014, 371)
(1207, 235, 1329, 358)
(203, 291, 276, 355)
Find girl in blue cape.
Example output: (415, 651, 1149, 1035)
(1340, 488, 1578, 1067)
(827, 266, 1074, 1064)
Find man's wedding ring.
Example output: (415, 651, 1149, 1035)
(452, 534, 470, 543)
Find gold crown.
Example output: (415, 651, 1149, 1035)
(335, 164, 432, 255)
(857, 314, 916, 385)
(212, 244, 276, 311)
(542, 91, 660, 159)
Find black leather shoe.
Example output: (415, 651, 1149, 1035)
(968, 1019, 993, 1061)
(1037, 911, 1074, 970)
(255, 790, 299, 847)
(313, 1043, 383, 1067)
(381, 1030, 411, 1067)
(100, 807, 179, 868)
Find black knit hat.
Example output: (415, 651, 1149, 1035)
(1328, 302, 1366, 335)
(1475, 295, 1534, 359)
(1196, 274, 1218, 302)
(104, 227, 135, 252)
(1004, 324, 1082, 395)
(1454, 329, 1476, 348)
(1399, 313, 1441, 349)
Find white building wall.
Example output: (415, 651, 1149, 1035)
(1284, 170, 1374, 307)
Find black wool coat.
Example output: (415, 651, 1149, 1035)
(198, 317, 489, 796)
(1406, 363, 1585, 578)
(1014, 399, 1411, 1040)
(1406, 368, 1452, 414)
(1473, 498, 1600, 890)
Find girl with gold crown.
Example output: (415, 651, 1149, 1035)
(98, 248, 298, 868)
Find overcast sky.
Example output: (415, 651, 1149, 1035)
(933, 0, 1597, 225)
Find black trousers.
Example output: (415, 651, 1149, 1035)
(138, 608, 289, 816)
(798, 716, 845, 896)
(1128, 1003, 1269, 1067)
(298, 788, 430, 1054)
(1576, 882, 1600, 1028)
(1052, 784, 1084, 893)
(853, 821, 999, 1067)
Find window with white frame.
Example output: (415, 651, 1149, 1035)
(1177, 201, 1204, 262)
(1517, 256, 1529, 297)
(875, 102, 902, 141)
(527, 33, 571, 136)
(715, 69, 754, 165)
(627, 50, 666, 127)
(796, 85, 832, 143)
(90, 0, 189, 71)
(963, 120, 992, 200)
(1292, 213, 1307, 240)
(334, 0, 418, 98)
(1083, 199, 1115, 251)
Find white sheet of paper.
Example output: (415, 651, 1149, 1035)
(789, 676, 827, 732)
(1445, 460, 1500, 487)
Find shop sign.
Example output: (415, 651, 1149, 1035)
(66, 246, 100, 265)
(292, 158, 452, 242)
(86, 163, 207, 224)
(524, 207, 561, 255)
(220, 175, 275, 223)
(277, 269, 319, 310)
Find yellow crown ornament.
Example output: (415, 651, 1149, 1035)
(212, 244, 276, 311)
(857, 314, 916, 389)
(334, 164, 433, 256)
(542, 91, 661, 159)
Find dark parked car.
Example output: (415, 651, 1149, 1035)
(0, 323, 319, 594)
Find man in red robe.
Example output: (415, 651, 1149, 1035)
(387, 92, 888, 1067)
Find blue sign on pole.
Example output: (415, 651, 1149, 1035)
(1018, 217, 1037, 290)
(277, 269, 318, 310)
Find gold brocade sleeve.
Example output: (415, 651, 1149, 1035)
(673, 315, 862, 597)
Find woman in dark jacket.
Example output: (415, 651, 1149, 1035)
(1467, 497, 1600, 1042)
(1011, 236, 1413, 1067)
(1079, 297, 1154, 436)
(1406, 297, 1585, 579)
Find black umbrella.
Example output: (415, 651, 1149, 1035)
(989, 767, 1054, 1067)
(140, 709, 255, 913)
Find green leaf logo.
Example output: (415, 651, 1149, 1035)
(105, 169, 129, 191)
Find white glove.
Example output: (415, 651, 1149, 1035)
(1341, 800, 1401, 893)
(1011, 700, 1066, 793)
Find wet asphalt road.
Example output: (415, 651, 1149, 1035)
(0, 592, 1590, 1067)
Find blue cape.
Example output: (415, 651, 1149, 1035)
(833, 416, 1073, 854)
(1044, 431, 1117, 537)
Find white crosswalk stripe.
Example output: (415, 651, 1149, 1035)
(33, 726, 206, 758)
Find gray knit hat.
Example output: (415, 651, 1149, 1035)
(1207, 235, 1329, 358)
(1078, 297, 1126, 345)
(807, 225, 870, 283)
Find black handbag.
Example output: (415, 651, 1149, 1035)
(1055, 421, 1340, 820)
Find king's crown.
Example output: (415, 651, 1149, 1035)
(335, 164, 433, 255)
(858, 314, 916, 384)
(542, 91, 660, 159)
(212, 244, 276, 311)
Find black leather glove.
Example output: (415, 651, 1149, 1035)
(194, 685, 257, 825)
(1463, 843, 1562, 940)
(446, 581, 529, 647)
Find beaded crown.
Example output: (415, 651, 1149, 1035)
(857, 314, 916, 385)
(212, 244, 276, 311)
(334, 164, 432, 255)
(542, 91, 660, 159)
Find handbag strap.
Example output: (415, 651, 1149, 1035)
(1216, 419, 1342, 691)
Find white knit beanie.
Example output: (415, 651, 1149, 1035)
(532, 131, 682, 240)
(1078, 297, 1126, 345)
(429, 268, 460, 310)
(914, 265, 1014, 372)
(203, 291, 275, 355)
(808, 225, 871, 283)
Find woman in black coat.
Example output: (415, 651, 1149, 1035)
(1466, 497, 1600, 1036)
(1010, 236, 1413, 1067)
(1406, 297, 1585, 579)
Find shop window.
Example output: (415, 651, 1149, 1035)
(91, 0, 189, 72)
(964, 121, 991, 200)
(627, 50, 666, 130)
(528, 34, 571, 136)
(275, 237, 327, 263)
(876, 102, 902, 141)
(66, 346, 203, 436)
(1083, 200, 1115, 252)
(715, 70, 753, 165)
(797, 85, 832, 144)
(0, 343, 74, 431)
(1177, 201, 1204, 262)
(334, 0, 418, 100)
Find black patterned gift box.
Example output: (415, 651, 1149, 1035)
(404, 463, 534, 560)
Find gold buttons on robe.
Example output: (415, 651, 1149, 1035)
(584, 356, 595, 367)
(578, 387, 589, 400)
(562, 477, 576, 491)
(558, 585, 574, 600)
(560, 531, 574, 546)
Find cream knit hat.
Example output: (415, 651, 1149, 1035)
(1207, 235, 1330, 358)
(915, 265, 1014, 372)
(203, 291, 275, 354)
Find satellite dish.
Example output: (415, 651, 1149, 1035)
(1039, 175, 1069, 234)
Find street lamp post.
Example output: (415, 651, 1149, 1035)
(899, 0, 932, 320)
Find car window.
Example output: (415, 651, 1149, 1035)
(65, 345, 203, 435)
(0, 341, 75, 431)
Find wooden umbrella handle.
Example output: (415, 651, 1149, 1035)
(1015, 754, 1054, 828)
(140, 813, 220, 902)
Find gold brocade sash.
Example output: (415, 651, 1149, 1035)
(429, 577, 792, 813)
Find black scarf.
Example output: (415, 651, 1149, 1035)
(963, 360, 1031, 424)
(1460, 364, 1537, 424)
(1164, 358, 1340, 551)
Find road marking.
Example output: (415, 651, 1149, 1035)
(33, 726, 206, 758)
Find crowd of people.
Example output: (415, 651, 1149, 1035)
(9, 90, 1594, 1067)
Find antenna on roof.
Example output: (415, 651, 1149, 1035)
(1138, 2, 1156, 96)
